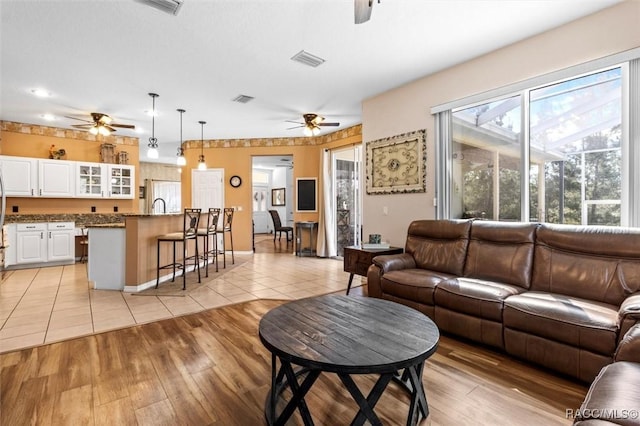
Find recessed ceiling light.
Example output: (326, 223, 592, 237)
(31, 88, 51, 97)
(145, 110, 158, 117)
(41, 113, 56, 121)
(135, 127, 145, 134)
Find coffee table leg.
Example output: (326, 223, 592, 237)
(405, 362, 429, 425)
(339, 372, 393, 426)
(276, 360, 320, 425)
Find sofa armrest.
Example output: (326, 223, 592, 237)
(620, 293, 640, 319)
(617, 293, 640, 344)
(367, 253, 416, 299)
(372, 253, 416, 273)
(615, 324, 640, 362)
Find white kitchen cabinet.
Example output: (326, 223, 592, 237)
(46, 222, 75, 262)
(39, 160, 75, 197)
(0, 156, 38, 196)
(77, 162, 106, 198)
(15, 223, 47, 264)
(9, 222, 75, 266)
(107, 165, 134, 199)
(76, 162, 135, 199)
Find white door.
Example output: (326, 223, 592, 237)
(252, 184, 270, 233)
(192, 169, 224, 245)
(192, 169, 224, 210)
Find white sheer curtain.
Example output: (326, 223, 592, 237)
(316, 149, 336, 258)
(151, 180, 181, 213)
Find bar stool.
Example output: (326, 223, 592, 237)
(197, 208, 221, 277)
(78, 227, 89, 263)
(156, 208, 201, 290)
(222, 207, 235, 267)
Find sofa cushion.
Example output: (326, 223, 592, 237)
(574, 361, 640, 426)
(405, 219, 471, 276)
(381, 269, 455, 305)
(435, 278, 525, 321)
(532, 224, 640, 305)
(464, 221, 537, 289)
(504, 291, 619, 355)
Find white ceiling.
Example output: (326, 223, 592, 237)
(0, 0, 621, 164)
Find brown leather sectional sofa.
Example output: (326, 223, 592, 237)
(367, 219, 640, 383)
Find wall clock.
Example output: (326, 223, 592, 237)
(230, 175, 242, 188)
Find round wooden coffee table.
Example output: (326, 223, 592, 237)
(258, 294, 439, 426)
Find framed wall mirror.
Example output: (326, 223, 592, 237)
(272, 187, 286, 206)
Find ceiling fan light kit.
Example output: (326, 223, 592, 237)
(198, 120, 207, 170)
(176, 108, 186, 166)
(147, 93, 160, 159)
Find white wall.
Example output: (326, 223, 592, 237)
(362, 1, 640, 247)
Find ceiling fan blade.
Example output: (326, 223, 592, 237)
(285, 120, 303, 125)
(104, 125, 117, 132)
(286, 125, 305, 130)
(65, 115, 93, 123)
(318, 122, 340, 127)
(72, 123, 93, 128)
(355, 0, 373, 24)
(111, 123, 136, 129)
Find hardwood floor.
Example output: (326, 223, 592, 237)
(1, 296, 587, 425)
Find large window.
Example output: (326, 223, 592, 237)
(448, 66, 625, 225)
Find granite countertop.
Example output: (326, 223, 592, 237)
(87, 223, 125, 228)
(3, 213, 125, 226)
(123, 213, 183, 218)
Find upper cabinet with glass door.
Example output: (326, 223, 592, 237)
(77, 163, 105, 198)
(76, 162, 135, 199)
(107, 165, 134, 199)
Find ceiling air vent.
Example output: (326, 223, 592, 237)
(291, 50, 326, 68)
(232, 94, 254, 104)
(137, 0, 184, 16)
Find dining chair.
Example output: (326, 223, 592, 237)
(221, 207, 235, 267)
(268, 210, 293, 243)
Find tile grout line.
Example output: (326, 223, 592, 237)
(42, 266, 65, 344)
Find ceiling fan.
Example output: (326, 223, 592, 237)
(355, 0, 379, 24)
(286, 113, 340, 137)
(66, 112, 135, 136)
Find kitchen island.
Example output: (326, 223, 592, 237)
(88, 213, 186, 292)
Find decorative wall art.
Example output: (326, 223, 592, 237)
(272, 188, 286, 206)
(366, 129, 426, 195)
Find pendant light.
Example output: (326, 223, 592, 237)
(176, 108, 186, 166)
(197, 120, 207, 170)
(147, 93, 159, 159)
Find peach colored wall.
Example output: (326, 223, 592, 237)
(362, 1, 640, 247)
(179, 130, 361, 251)
(1, 123, 140, 214)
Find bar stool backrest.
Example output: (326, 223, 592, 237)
(206, 208, 221, 234)
(223, 207, 234, 231)
(184, 208, 201, 239)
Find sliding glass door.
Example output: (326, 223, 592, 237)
(333, 146, 362, 256)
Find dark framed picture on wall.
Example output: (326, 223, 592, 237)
(296, 178, 317, 212)
(272, 188, 286, 206)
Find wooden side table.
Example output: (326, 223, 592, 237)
(343, 245, 403, 294)
(295, 221, 318, 257)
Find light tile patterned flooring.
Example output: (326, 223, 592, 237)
(0, 252, 362, 354)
